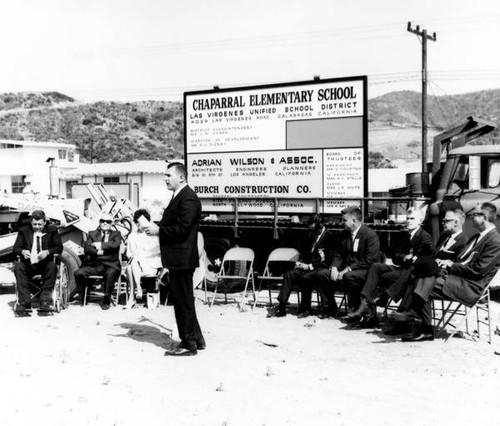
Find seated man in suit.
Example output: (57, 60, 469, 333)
(343, 206, 433, 327)
(13, 209, 63, 313)
(384, 208, 468, 335)
(74, 212, 122, 310)
(319, 205, 380, 318)
(267, 215, 334, 318)
(395, 202, 500, 341)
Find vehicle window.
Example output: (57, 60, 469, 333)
(487, 160, 500, 188)
(448, 162, 469, 193)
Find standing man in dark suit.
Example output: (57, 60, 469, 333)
(395, 202, 500, 341)
(74, 212, 122, 310)
(13, 209, 63, 313)
(146, 162, 205, 357)
(343, 206, 433, 327)
(267, 215, 334, 318)
(320, 205, 380, 317)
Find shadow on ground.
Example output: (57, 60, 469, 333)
(111, 316, 177, 351)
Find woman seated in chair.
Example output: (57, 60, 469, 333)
(125, 209, 162, 308)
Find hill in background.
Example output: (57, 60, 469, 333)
(0, 88, 498, 164)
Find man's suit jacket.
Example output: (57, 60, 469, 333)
(84, 229, 122, 271)
(13, 224, 63, 264)
(299, 227, 334, 270)
(413, 230, 467, 277)
(159, 185, 201, 270)
(392, 227, 434, 267)
(434, 231, 468, 260)
(330, 225, 380, 271)
(444, 229, 500, 306)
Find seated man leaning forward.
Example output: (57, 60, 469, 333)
(13, 209, 63, 313)
(342, 206, 433, 328)
(125, 209, 162, 309)
(393, 202, 500, 342)
(267, 214, 334, 318)
(74, 212, 122, 310)
(319, 205, 380, 318)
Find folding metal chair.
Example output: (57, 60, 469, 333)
(255, 247, 299, 308)
(432, 272, 498, 344)
(206, 247, 256, 308)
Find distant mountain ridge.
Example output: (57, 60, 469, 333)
(0, 88, 498, 163)
(368, 89, 500, 130)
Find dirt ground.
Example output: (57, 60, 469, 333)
(1, 284, 500, 426)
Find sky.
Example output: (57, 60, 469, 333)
(0, 0, 499, 102)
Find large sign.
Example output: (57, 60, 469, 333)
(184, 76, 367, 213)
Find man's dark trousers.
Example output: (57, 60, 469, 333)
(15, 260, 57, 305)
(169, 268, 204, 350)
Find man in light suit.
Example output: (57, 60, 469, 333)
(13, 209, 63, 313)
(74, 212, 122, 310)
(320, 205, 380, 318)
(147, 162, 205, 357)
(396, 202, 500, 341)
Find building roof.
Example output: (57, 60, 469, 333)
(66, 159, 184, 177)
(0, 139, 76, 149)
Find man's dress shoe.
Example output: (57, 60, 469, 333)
(164, 347, 198, 356)
(401, 331, 434, 342)
(351, 315, 379, 329)
(401, 324, 434, 342)
(180, 341, 206, 351)
(390, 310, 417, 322)
(267, 307, 286, 318)
(340, 313, 362, 324)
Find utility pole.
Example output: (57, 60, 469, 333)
(407, 22, 436, 174)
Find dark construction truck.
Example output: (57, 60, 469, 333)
(184, 77, 500, 285)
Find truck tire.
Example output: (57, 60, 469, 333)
(203, 238, 248, 293)
(59, 248, 81, 302)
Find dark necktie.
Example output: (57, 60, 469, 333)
(36, 235, 41, 253)
(439, 235, 451, 251)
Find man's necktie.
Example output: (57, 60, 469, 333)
(459, 234, 479, 261)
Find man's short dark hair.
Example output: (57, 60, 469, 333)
(133, 209, 151, 223)
(307, 214, 323, 228)
(31, 210, 46, 221)
(341, 205, 362, 221)
(481, 202, 497, 223)
(167, 162, 187, 180)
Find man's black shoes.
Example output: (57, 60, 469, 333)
(101, 296, 111, 310)
(179, 341, 206, 351)
(38, 300, 53, 313)
(164, 347, 198, 357)
(351, 315, 379, 329)
(267, 306, 286, 318)
(401, 325, 434, 342)
(14, 303, 32, 315)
